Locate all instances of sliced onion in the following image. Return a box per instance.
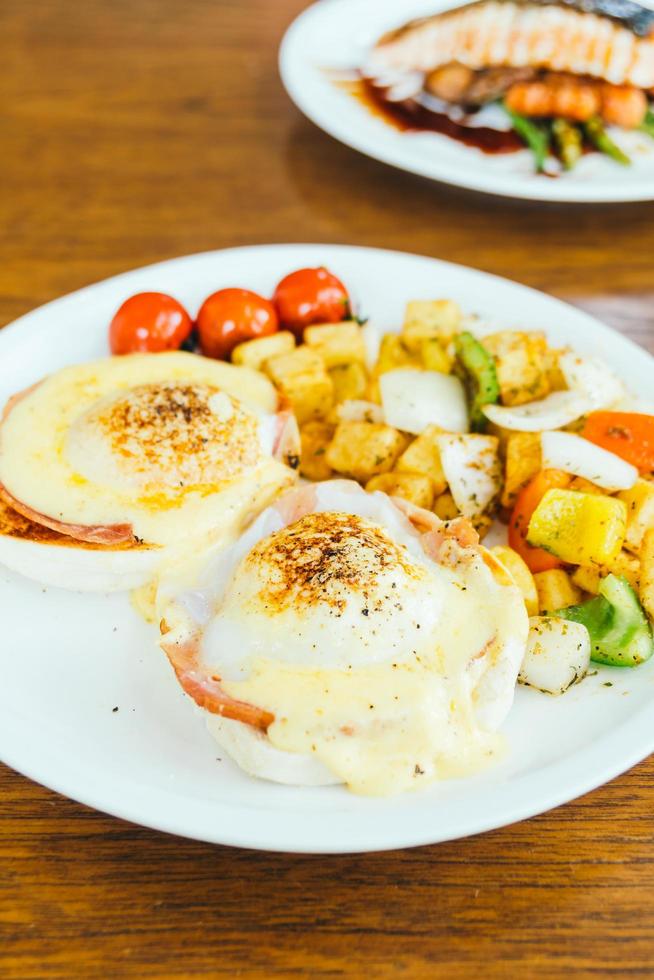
[380,369,468,435]
[559,352,625,410]
[336,399,384,424]
[541,431,638,491]
[435,433,501,518]
[360,321,382,371]
[519,617,590,695]
[482,390,590,432]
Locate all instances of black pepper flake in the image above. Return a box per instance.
[112,706,119,713]
[414,764,425,776]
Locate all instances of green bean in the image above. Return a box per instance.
[584,117,631,166]
[504,105,550,172]
[552,118,583,171]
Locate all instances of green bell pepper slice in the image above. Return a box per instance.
[454,331,500,433]
[555,574,653,667]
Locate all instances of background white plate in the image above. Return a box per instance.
[279,0,654,203]
[2,243,654,853]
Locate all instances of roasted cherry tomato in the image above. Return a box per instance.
[272,266,350,337]
[196,288,279,360]
[109,292,192,354]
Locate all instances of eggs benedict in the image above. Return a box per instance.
[0,352,299,590]
[158,480,529,795]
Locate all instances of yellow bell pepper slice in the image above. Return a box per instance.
[527,488,627,567]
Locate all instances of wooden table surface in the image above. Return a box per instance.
[1,1,654,976]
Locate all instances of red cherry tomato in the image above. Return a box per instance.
[273,267,350,337]
[109,292,192,354]
[196,288,278,360]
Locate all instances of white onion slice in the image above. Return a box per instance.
[435,433,501,518]
[482,390,590,432]
[519,617,590,695]
[541,431,637,491]
[360,321,382,371]
[380,369,468,435]
[559,352,625,410]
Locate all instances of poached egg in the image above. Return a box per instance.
[158,480,528,796]
[0,351,299,590]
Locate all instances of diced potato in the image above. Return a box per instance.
[396,424,447,496]
[329,361,368,404]
[374,334,420,376]
[365,376,381,404]
[527,489,627,567]
[402,299,462,349]
[533,569,582,614]
[265,345,325,382]
[299,421,335,482]
[568,476,605,495]
[304,321,366,368]
[231,331,295,370]
[419,338,452,373]
[325,421,407,483]
[482,331,551,407]
[571,564,602,595]
[639,529,654,623]
[365,471,435,509]
[501,432,541,510]
[519,617,590,695]
[611,549,641,589]
[433,492,459,521]
[491,545,539,616]
[572,549,640,595]
[265,346,333,424]
[617,479,654,554]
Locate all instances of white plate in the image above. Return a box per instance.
[279,0,654,203]
[2,243,654,853]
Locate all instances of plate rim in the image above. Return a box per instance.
[278,0,654,204]
[2,241,654,854]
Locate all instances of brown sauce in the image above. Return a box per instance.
[341,77,524,155]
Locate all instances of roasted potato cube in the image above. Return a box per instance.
[365,376,381,404]
[325,421,406,483]
[329,361,368,404]
[299,421,335,482]
[419,337,452,373]
[617,479,654,554]
[396,425,447,496]
[491,545,539,615]
[483,331,550,407]
[533,569,582,614]
[265,347,333,424]
[473,514,493,541]
[374,334,419,376]
[366,471,435,509]
[501,431,541,510]
[572,549,640,596]
[611,549,641,589]
[304,321,366,368]
[571,564,602,595]
[402,299,462,349]
[433,491,459,521]
[639,529,654,623]
[231,331,295,370]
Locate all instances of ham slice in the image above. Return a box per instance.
[160,629,273,731]
[0,481,135,545]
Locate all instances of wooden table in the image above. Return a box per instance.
[1,1,653,976]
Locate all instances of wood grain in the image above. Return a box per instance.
[0,0,653,976]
